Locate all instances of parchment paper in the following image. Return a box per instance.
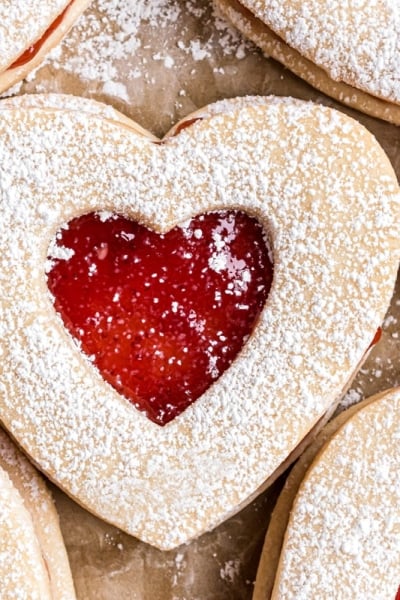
[8,1,400,598]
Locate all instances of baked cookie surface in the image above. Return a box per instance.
[0,428,75,599]
[0,1,91,93]
[0,95,398,550]
[255,388,400,599]
[242,0,400,102]
[216,0,400,124]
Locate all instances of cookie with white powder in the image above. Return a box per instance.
[216,0,400,125]
[254,388,400,599]
[0,427,75,599]
[0,1,92,94]
[0,94,398,551]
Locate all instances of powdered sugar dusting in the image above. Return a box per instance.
[220,558,241,582]
[0,97,398,549]
[0,428,75,600]
[46,239,75,273]
[273,390,400,598]
[0,0,69,72]
[40,0,252,89]
[241,0,400,104]
[0,463,51,599]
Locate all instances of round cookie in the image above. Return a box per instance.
[254,388,400,599]
[216,0,400,125]
[0,95,398,550]
[0,0,92,94]
[0,428,75,599]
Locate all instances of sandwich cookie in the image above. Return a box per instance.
[0,94,398,549]
[0,1,92,94]
[216,0,400,125]
[0,427,75,599]
[254,388,400,599]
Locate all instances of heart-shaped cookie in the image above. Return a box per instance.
[0,427,75,599]
[216,0,400,125]
[0,0,91,94]
[0,94,398,550]
[254,387,400,599]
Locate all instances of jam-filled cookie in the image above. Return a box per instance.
[254,388,400,599]
[216,0,400,125]
[0,428,75,599]
[0,94,398,550]
[0,1,91,94]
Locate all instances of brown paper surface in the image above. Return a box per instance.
[6,1,400,598]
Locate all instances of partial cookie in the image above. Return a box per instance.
[216,0,400,125]
[0,95,398,550]
[0,93,158,139]
[0,428,75,599]
[254,388,400,599]
[0,1,92,94]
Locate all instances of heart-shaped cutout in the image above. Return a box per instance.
[47,210,273,425]
[0,95,398,550]
[254,388,400,599]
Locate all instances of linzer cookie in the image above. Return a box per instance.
[0,0,91,94]
[254,388,400,600]
[0,428,75,599]
[0,94,398,550]
[216,0,400,125]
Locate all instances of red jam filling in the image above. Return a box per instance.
[47,211,273,425]
[396,585,400,600]
[8,1,73,70]
[172,118,203,136]
[369,326,382,348]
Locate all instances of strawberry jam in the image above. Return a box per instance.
[47,211,273,425]
[8,1,73,70]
